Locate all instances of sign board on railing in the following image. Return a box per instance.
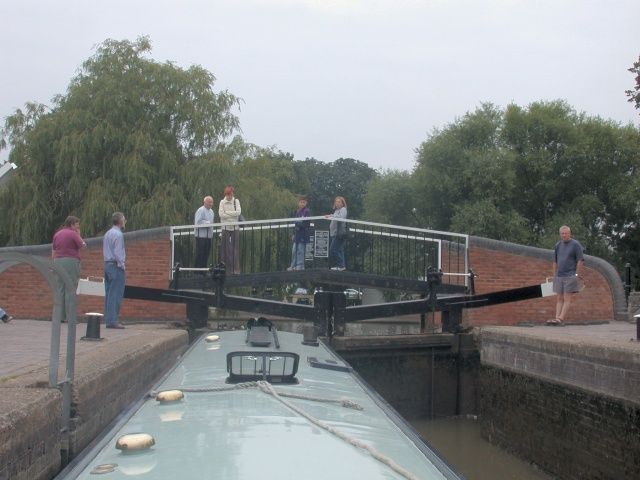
[314,230,330,258]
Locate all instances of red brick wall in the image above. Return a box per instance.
[0,230,185,321]
[0,230,618,325]
[465,244,613,325]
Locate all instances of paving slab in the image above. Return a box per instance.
[0,319,185,382]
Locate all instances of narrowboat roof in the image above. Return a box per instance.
[58,328,460,480]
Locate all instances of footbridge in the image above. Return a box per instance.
[122,216,551,336]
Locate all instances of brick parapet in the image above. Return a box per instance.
[0,227,184,321]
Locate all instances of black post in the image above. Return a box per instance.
[468,269,476,295]
[173,263,181,290]
[426,266,442,331]
[624,263,632,306]
[212,263,226,309]
[332,292,347,337]
[314,291,332,338]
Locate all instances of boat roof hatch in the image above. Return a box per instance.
[227,351,299,384]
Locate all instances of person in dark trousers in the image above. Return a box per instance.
[103,212,127,329]
[549,225,584,325]
[52,215,86,323]
[288,195,310,271]
[218,186,242,274]
[194,195,215,268]
[326,196,348,271]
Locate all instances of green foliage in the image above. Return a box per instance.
[1,37,241,244]
[363,170,416,226]
[626,55,640,112]
[294,157,377,217]
[412,100,640,268]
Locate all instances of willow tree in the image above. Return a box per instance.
[0,37,240,244]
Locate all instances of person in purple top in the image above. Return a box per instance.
[52,216,86,323]
[287,196,310,271]
[550,225,584,325]
[103,212,127,329]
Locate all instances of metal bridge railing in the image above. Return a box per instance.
[170,217,469,288]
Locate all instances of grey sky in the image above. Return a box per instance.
[1,0,638,170]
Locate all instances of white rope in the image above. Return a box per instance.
[151,381,417,479]
[153,382,363,410]
[256,381,418,480]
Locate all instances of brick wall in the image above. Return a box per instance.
[0,227,185,321]
[0,230,624,325]
[465,237,623,325]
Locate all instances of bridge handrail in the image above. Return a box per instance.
[171,215,470,240]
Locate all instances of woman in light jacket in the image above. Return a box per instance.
[326,196,347,271]
[218,186,242,274]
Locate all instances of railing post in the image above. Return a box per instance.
[624,263,632,306]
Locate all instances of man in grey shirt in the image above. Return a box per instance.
[194,196,214,268]
[550,225,584,325]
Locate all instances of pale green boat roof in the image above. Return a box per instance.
[59,330,460,480]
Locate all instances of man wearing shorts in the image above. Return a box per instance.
[550,225,584,324]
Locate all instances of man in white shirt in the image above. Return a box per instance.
[194,196,215,268]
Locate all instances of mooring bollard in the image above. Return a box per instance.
[82,312,104,341]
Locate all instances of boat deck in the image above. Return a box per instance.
[59,330,459,479]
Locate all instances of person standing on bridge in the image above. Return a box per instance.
[194,196,215,268]
[103,212,127,329]
[550,225,584,325]
[219,186,242,274]
[326,196,348,271]
[288,195,310,271]
[51,215,86,323]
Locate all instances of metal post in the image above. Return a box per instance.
[332,292,347,337]
[313,291,332,337]
[468,269,476,295]
[624,263,632,306]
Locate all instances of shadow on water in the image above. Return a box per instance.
[411,417,554,480]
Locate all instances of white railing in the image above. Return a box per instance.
[169,216,469,286]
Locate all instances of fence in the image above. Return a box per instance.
[170,216,469,288]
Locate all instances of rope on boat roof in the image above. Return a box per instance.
[150,381,417,480]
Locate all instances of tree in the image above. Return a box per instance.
[363,170,416,227]
[626,55,640,112]
[293,158,377,218]
[411,101,640,269]
[0,37,240,244]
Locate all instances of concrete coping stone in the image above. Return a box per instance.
[478,325,640,369]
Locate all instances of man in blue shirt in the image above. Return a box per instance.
[550,225,584,325]
[103,212,127,329]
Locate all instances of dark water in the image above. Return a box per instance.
[411,417,553,480]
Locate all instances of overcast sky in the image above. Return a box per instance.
[1,0,638,170]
